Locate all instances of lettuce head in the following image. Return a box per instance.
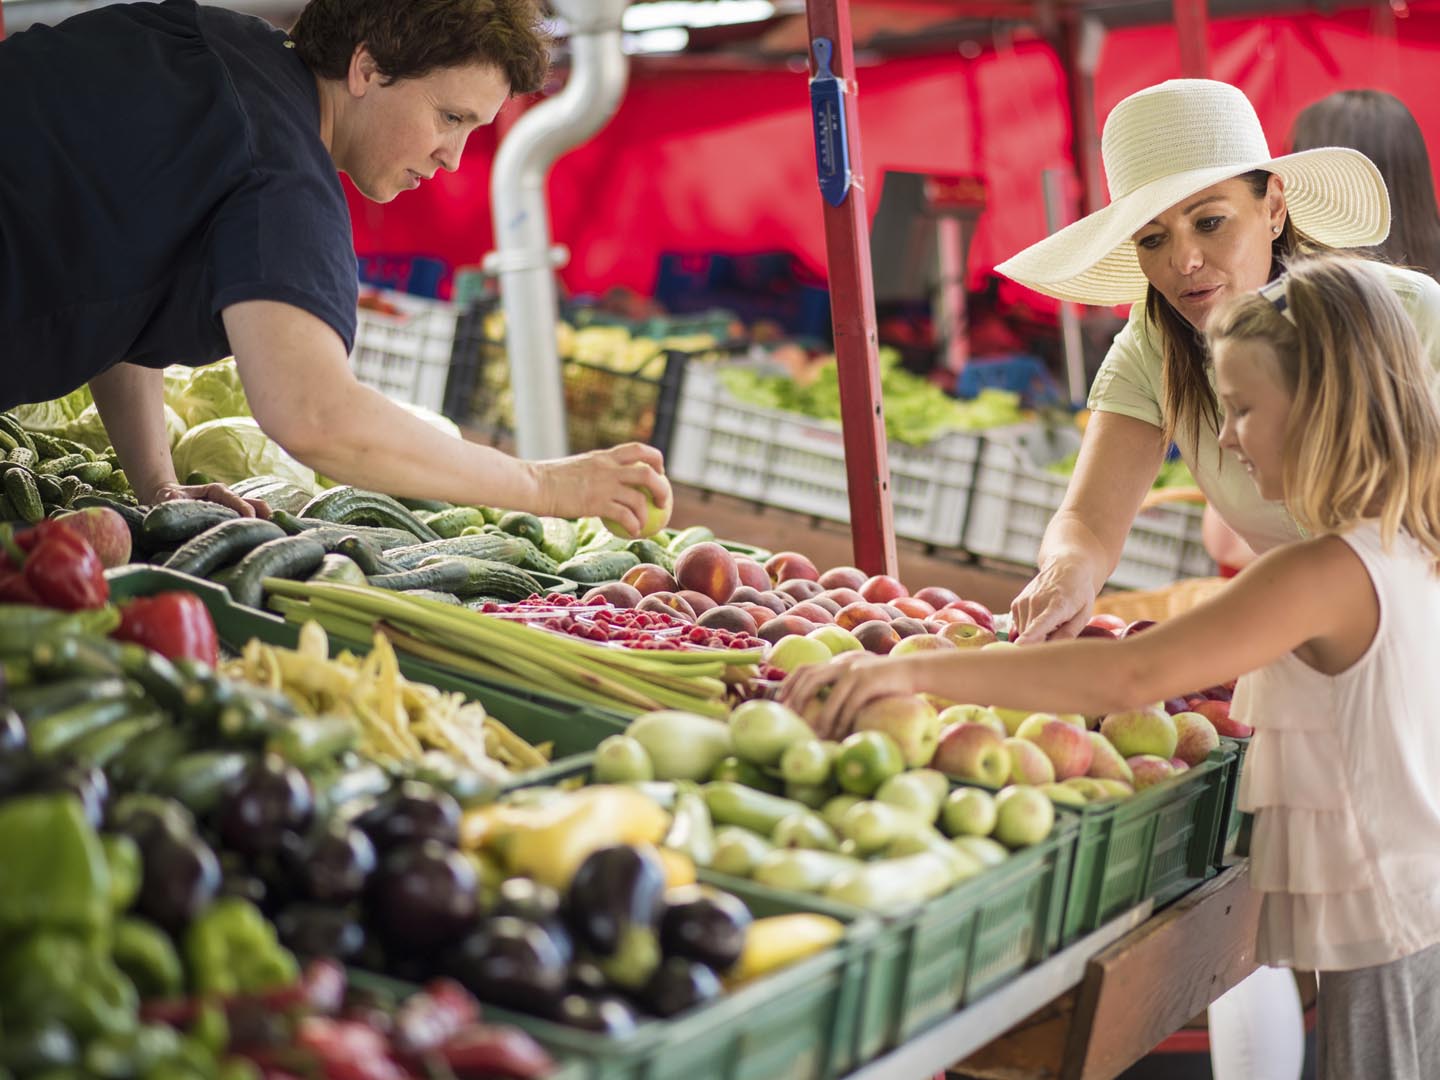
[172,417,315,490]
[170,359,251,428]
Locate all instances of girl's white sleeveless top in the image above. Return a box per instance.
[1235,521,1440,971]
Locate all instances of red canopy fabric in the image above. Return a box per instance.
[348,6,1440,304]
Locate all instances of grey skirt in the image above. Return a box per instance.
[1318,940,1440,1080]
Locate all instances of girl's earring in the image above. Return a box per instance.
[1272,223,1283,235]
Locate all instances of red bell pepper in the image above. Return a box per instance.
[114,592,219,666]
[0,520,108,610]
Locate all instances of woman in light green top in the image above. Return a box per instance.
[996,78,1440,642]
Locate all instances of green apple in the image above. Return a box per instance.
[1039,782,1088,808]
[937,704,1006,737]
[601,484,672,539]
[767,634,834,674]
[1060,776,1109,802]
[942,787,998,838]
[993,785,1055,847]
[933,721,1009,786]
[1092,778,1136,800]
[806,625,864,656]
[1099,707,1178,760]
[1002,737,1055,785]
[890,633,956,657]
[981,640,1020,652]
[729,699,813,766]
[1086,731,1135,784]
[853,694,941,768]
[992,706,1033,736]
[592,734,654,783]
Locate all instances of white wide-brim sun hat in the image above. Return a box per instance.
[996,79,1392,306]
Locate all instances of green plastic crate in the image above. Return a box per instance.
[351,879,875,1080]
[104,565,624,782]
[1059,746,1232,945]
[1214,735,1252,865]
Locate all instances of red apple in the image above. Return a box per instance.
[55,507,131,569]
[890,596,936,620]
[1087,613,1128,633]
[1076,624,1119,640]
[914,586,962,610]
[1122,619,1158,638]
[859,574,909,604]
[818,566,867,591]
[1190,699,1253,739]
[930,607,979,627]
[764,551,819,584]
[947,600,995,632]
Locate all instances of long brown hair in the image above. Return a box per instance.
[1289,90,1440,281]
[1147,169,1326,450]
[290,0,550,94]
[1207,256,1440,560]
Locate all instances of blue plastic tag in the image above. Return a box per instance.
[810,38,852,207]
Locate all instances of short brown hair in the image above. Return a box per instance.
[290,0,550,95]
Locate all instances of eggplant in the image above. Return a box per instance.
[448,916,569,1015]
[218,754,313,857]
[566,846,666,990]
[640,956,722,1019]
[550,993,640,1036]
[275,902,366,962]
[286,820,377,904]
[659,886,752,974]
[369,840,478,949]
[355,780,460,851]
[138,830,222,931]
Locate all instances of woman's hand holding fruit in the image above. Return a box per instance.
[781,652,922,740]
[534,442,672,538]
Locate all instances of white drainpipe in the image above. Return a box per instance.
[484,0,632,459]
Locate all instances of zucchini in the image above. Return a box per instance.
[383,533,531,571]
[157,751,254,815]
[2,468,43,523]
[556,550,641,584]
[266,715,357,767]
[228,534,327,609]
[270,508,310,536]
[140,500,240,550]
[498,511,546,548]
[164,517,288,577]
[67,708,166,769]
[108,725,194,791]
[309,552,367,586]
[298,486,440,542]
[29,696,150,758]
[8,676,135,722]
[35,452,87,476]
[422,506,489,538]
[539,517,581,563]
[335,536,393,576]
[366,558,473,595]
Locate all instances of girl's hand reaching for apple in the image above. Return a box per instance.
[780,653,920,740]
[535,442,671,537]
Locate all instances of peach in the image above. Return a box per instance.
[674,542,740,604]
[582,582,642,607]
[736,602,781,627]
[821,587,864,608]
[835,601,893,630]
[677,589,718,616]
[786,601,835,625]
[729,586,785,613]
[890,596,936,620]
[810,596,842,616]
[775,578,824,602]
[761,590,797,611]
[734,556,771,592]
[889,617,930,638]
[637,592,696,621]
[757,615,818,644]
[1076,624,1119,640]
[697,605,758,636]
[622,563,679,596]
[764,551,819,584]
[818,566,867,591]
[859,574,909,604]
[913,585,961,610]
[930,607,979,627]
[853,621,901,655]
[1088,613,1128,633]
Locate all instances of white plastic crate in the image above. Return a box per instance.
[670,363,980,547]
[964,423,1216,589]
[349,289,462,414]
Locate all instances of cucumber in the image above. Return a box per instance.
[398,496,454,514]
[29,697,150,758]
[273,511,419,551]
[823,852,958,911]
[366,558,472,595]
[309,553,367,586]
[511,537,560,575]
[668,525,716,553]
[6,447,37,469]
[35,453,87,476]
[8,676,135,721]
[497,511,546,548]
[453,558,545,601]
[383,533,531,570]
[34,473,67,507]
[752,849,863,894]
[2,468,44,523]
[400,588,464,605]
[107,724,194,791]
[335,536,393,576]
[0,492,16,522]
[298,487,440,542]
[228,534,327,609]
[67,460,112,486]
[158,751,254,815]
[422,506,489,539]
[67,708,166,768]
[0,414,36,455]
[703,782,813,836]
[266,715,357,767]
[555,550,640,584]
[140,500,240,550]
[163,517,288,577]
[539,517,580,563]
[627,538,674,572]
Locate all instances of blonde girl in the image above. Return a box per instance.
[783,254,1440,1079]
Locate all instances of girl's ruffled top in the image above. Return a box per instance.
[1236,522,1440,971]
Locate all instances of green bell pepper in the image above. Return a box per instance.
[113,917,184,1000]
[103,834,143,913]
[184,899,298,998]
[0,931,138,1040]
[0,794,110,935]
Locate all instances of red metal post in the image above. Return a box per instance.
[803,0,899,578]
[1173,0,1211,78]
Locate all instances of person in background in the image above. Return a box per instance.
[0,0,670,534]
[785,255,1440,1080]
[1203,88,1440,573]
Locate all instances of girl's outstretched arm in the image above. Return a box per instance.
[781,535,1376,738]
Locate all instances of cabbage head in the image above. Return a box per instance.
[9,386,92,432]
[172,417,315,490]
[170,359,251,428]
[62,403,187,452]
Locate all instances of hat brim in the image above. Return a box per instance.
[995,147,1391,306]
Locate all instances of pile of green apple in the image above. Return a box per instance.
[589,699,1056,913]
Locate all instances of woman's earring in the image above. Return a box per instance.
[1272,223,1282,235]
